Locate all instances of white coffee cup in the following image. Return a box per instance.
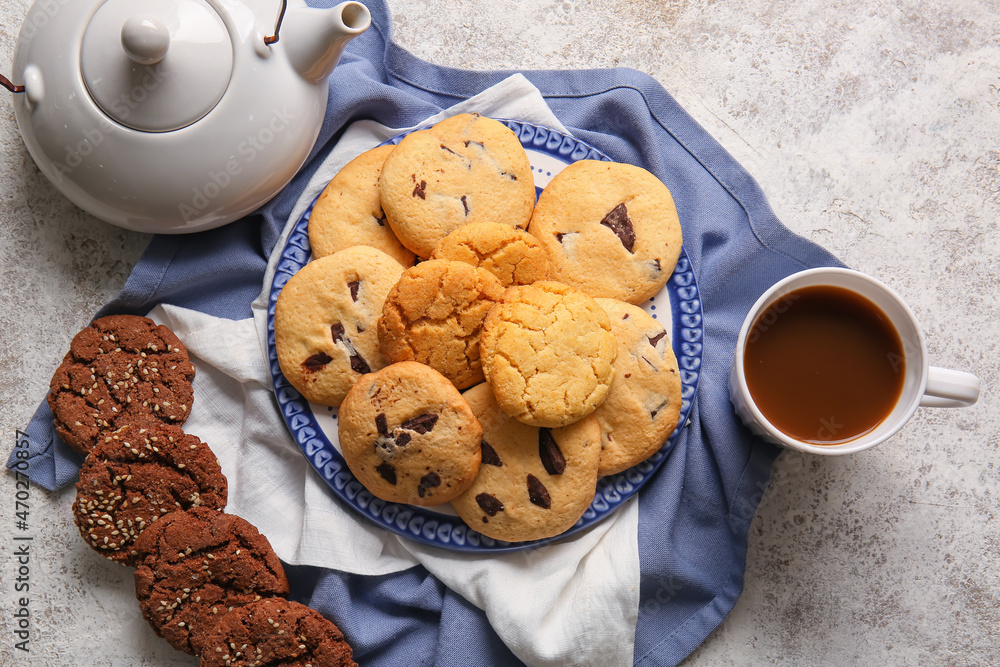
[729,267,980,455]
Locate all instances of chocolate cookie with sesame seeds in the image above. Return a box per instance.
[200,597,357,667]
[132,507,290,656]
[47,314,196,456]
[73,421,228,566]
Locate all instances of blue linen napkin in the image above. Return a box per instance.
[9,0,843,663]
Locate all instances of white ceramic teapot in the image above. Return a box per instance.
[6,0,370,233]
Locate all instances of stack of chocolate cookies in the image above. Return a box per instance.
[51,314,356,666]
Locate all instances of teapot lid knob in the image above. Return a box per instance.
[121,15,170,66]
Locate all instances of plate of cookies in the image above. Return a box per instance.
[266,114,702,551]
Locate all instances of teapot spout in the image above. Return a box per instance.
[281,1,371,84]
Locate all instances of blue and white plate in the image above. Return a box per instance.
[266,120,703,552]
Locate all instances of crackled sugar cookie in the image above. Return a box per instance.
[338,361,483,506]
[452,383,601,542]
[73,421,228,565]
[200,597,357,667]
[378,113,535,258]
[430,221,550,287]
[377,259,504,390]
[275,246,405,407]
[592,298,683,476]
[479,281,617,428]
[48,314,196,455]
[308,144,417,268]
[132,507,290,656]
[527,160,683,304]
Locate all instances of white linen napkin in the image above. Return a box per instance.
[148,74,640,667]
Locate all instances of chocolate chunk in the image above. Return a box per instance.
[332,323,370,373]
[650,398,670,420]
[648,332,666,348]
[464,140,484,149]
[481,440,503,467]
[412,180,427,199]
[417,472,441,498]
[527,474,551,509]
[600,203,635,253]
[302,352,332,372]
[375,211,387,227]
[476,493,504,517]
[401,413,438,434]
[375,413,388,436]
[348,280,360,302]
[440,143,461,156]
[461,195,470,216]
[376,461,397,485]
[349,353,371,374]
[538,429,566,475]
[555,231,576,244]
[394,431,412,448]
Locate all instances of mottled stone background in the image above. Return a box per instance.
[1,0,997,665]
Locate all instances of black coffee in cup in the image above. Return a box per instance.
[742,284,905,444]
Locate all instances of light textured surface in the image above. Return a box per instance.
[1,0,997,665]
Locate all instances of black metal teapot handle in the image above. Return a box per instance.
[263,0,287,45]
[1,73,24,93]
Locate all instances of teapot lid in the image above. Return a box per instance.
[81,0,233,133]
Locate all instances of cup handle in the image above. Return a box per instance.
[920,366,981,408]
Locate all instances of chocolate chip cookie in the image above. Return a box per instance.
[377,258,504,390]
[430,221,550,287]
[527,160,683,304]
[48,314,196,455]
[592,298,683,476]
[451,383,601,542]
[378,113,535,258]
[479,281,617,428]
[133,507,290,656]
[337,361,483,506]
[73,421,228,565]
[275,246,406,407]
[200,597,357,667]
[308,144,417,268]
